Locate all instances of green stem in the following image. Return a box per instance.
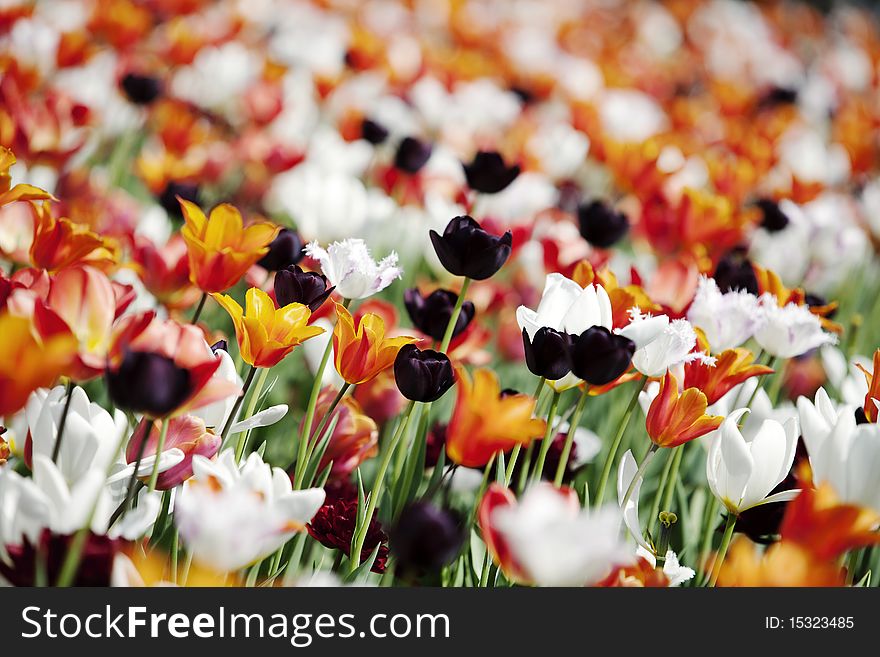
[708,514,737,587]
[146,419,170,492]
[190,292,208,324]
[619,443,659,515]
[294,298,351,488]
[235,366,270,461]
[661,445,684,513]
[648,449,674,534]
[530,391,561,483]
[554,387,588,487]
[505,377,546,486]
[309,382,351,447]
[220,364,258,448]
[741,355,776,413]
[594,379,645,507]
[349,402,417,573]
[439,277,471,353]
[698,496,720,586]
[51,380,74,463]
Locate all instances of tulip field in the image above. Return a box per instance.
[1,0,880,589]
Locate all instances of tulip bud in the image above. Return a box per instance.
[361,118,389,145]
[713,249,759,295]
[126,415,220,490]
[106,350,192,417]
[571,326,635,385]
[394,136,432,174]
[522,327,573,380]
[391,501,465,573]
[258,228,304,271]
[274,265,334,312]
[158,181,200,218]
[755,198,789,233]
[429,215,513,280]
[577,200,630,248]
[404,288,475,342]
[120,72,163,105]
[393,344,454,403]
[462,151,521,194]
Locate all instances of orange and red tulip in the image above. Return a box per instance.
[29,201,118,273]
[855,349,880,423]
[445,366,546,468]
[646,371,723,448]
[179,199,279,293]
[332,301,416,385]
[683,347,773,406]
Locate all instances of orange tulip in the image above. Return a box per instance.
[128,234,202,311]
[179,199,279,293]
[715,537,844,587]
[855,348,880,423]
[0,146,54,207]
[446,367,546,468]
[0,310,77,417]
[29,201,118,273]
[683,347,773,406]
[332,301,416,385]
[646,371,723,448]
[213,287,323,368]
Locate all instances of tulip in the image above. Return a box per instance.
[393,136,432,174]
[623,313,702,378]
[797,388,880,512]
[683,347,773,406]
[179,199,279,293]
[712,250,759,295]
[855,348,880,422]
[129,234,202,311]
[391,502,464,573]
[393,344,454,403]
[213,287,324,369]
[274,265,334,312]
[646,371,724,449]
[120,72,163,105]
[462,151,520,194]
[45,265,116,380]
[445,367,546,468]
[305,239,402,300]
[571,326,635,386]
[106,312,238,418]
[127,415,220,490]
[29,203,118,273]
[175,450,325,572]
[517,273,614,390]
[0,146,53,207]
[754,295,837,358]
[332,302,416,385]
[577,200,630,248]
[0,310,77,417]
[404,288,475,342]
[429,215,512,281]
[686,277,760,351]
[361,118,389,145]
[522,327,573,381]
[257,228,304,271]
[706,408,799,515]
[305,386,378,480]
[479,483,632,586]
[24,385,127,485]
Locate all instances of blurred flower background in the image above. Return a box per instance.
[1,0,880,588]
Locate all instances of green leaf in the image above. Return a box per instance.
[343,542,381,584]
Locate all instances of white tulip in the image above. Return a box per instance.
[754,295,837,358]
[305,238,402,299]
[706,408,799,514]
[686,276,760,351]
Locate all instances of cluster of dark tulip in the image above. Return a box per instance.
[522,325,636,387]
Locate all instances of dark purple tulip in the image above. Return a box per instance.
[577,200,630,249]
[522,328,573,380]
[0,529,118,586]
[394,136,433,174]
[429,215,512,280]
[571,326,635,386]
[361,118,389,145]
[462,151,520,194]
[159,181,200,218]
[391,501,464,573]
[713,249,759,295]
[274,265,334,312]
[258,228,304,271]
[404,288,475,342]
[755,199,789,233]
[106,350,191,417]
[120,73,163,105]
[393,345,454,403]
